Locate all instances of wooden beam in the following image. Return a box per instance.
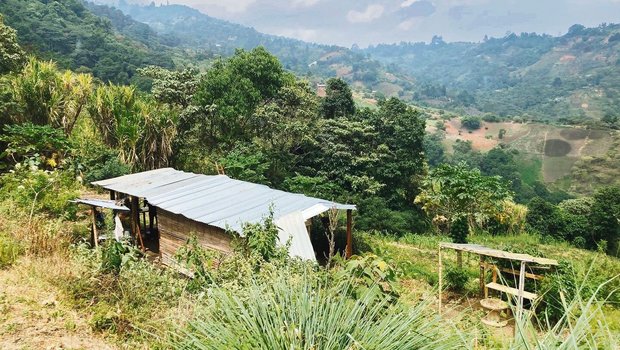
[91,207,99,248]
[130,196,145,251]
[479,255,485,297]
[516,261,526,324]
[345,209,352,259]
[438,246,443,315]
[481,262,543,281]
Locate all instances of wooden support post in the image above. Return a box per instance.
[110,190,115,200]
[438,246,443,315]
[516,261,526,325]
[457,250,463,268]
[479,255,485,297]
[91,207,99,248]
[345,209,353,259]
[130,196,145,251]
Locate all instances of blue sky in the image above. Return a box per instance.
[111,0,620,46]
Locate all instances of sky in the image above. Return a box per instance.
[119,0,620,47]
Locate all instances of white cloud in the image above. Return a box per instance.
[347,4,385,23]
[401,0,420,7]
[181,0,257,13]
[292,0,321,7]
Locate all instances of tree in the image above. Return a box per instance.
[190,48,289,150]
[415,162,512,233]
[0,15,25,74]
[320,78,355,119]
[461,116,482,130]
[525,197,565,239]
[87,83,177,170]
[2,58,92,135]
[589,186,620,256]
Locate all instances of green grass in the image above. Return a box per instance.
[515,156,542,186]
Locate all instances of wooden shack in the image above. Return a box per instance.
[92,168,355,264]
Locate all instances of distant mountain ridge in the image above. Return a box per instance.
[362,25,620,122]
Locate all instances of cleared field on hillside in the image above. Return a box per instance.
[433,117,618,192]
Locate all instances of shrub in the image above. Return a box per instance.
[174,269,465,349]
[526,197,564,239]
[461,116,482,130]
[450,216,468,243]
[0,123,71,170]
[445,266,468,292]
[0,235,22,268]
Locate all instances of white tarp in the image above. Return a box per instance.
[275,211,316,261]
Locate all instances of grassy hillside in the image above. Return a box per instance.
[425,113,620,194]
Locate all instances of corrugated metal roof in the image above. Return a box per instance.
[92,168,355,260]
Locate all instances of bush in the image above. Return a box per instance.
[0,123,71,170]
[526,197,564,239]
[445,266,469,292]
[461,116,482,130]
[174,268,465,349]
[0,235,22,268]
[450,216,468,243]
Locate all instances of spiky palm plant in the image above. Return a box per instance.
[174,270,467,350]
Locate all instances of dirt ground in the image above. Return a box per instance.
[0,258,116,350]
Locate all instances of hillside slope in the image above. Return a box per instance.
[0,0,175,85]
[364,25,620,121]
[89,1,413,94]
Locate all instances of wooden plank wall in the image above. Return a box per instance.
[158,209,233,265]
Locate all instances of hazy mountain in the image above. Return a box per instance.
[364,24,620,121]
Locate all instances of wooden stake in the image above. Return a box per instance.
[438,246,443,315]
[131,197,145,251]
[457,250,463,268]
[516,261,526,328]
[345,209,352,259]
[91,207,99,248]
[479,255,485,297]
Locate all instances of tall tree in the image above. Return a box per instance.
[0,15,25,74]
[320,78,355,119]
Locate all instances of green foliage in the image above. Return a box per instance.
[87,83,177,171]
[320,77,355,118]
[100,241,139,273]
[423,132,446,167]
[0,235,22,268]
[0,0,174,85]
[461,116,482,130]
[175,268,464,350]
[335,254,398,301]
[450,216,468,244]
[589,186,620,256]
[0,15,25,74]
[0,123,71,170]
[416,162,512,232]
[0,58,93,134]
[236,209,285,262]
[526,197,565,239]
[445,266,468,292]
[0,164,80,218]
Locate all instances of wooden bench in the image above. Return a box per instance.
[485,282,538,300]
